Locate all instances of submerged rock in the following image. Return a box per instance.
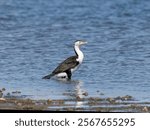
[106,98,116,104]
[82,92,88,96]
[115,95,133,101]
[12,91,21,94]
[2,88,6,91]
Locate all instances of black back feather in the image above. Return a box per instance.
[51,56,79,75]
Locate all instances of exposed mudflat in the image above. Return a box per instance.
[0,96,150,112]
[0,88,150,112]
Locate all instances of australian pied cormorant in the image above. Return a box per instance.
[42,40,87,80]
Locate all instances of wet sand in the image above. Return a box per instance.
[0,96,150,112]
[0,88,150,112]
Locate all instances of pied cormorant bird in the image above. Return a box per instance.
[42,40,87,80]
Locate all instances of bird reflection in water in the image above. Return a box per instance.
[57,79,88,108]
[74,80,86,108]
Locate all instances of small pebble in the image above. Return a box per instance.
[0,98,6,101]
[106,98,116,103]
[96,90,100,93]
[82,92,88,96]
[17,103,22,106]
[2,88,6,91]
[143,107,149,112]
[7,92,10,96]
[100,93,104,95]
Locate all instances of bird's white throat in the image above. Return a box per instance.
[74,45,84,63]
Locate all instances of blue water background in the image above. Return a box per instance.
[0,0,150,101]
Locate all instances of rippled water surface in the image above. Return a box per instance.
[0,0,150,102]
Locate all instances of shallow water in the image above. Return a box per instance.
[0,0,150,102]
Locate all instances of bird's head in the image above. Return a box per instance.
[74,40,87,46]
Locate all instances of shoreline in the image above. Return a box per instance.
[0,96,150,112]
[1,88,150,112]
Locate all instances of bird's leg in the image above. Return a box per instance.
[66,70,72,80]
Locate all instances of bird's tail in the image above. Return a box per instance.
[42,73,54,79]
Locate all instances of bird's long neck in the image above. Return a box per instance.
[74,45,84,63]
